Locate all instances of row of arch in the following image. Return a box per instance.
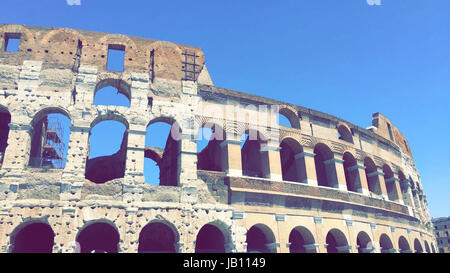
[9,219,436,253]
[0,106,419,196]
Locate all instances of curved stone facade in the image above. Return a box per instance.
[0,24,436,253]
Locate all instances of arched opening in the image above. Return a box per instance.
[94,79,130,107]
[325,228,349,253]
[195,224,226,253]
[28,109,71,169]
[144,118,181,186]
[337,125,353,143]
[431,243,436,253]
[288,226,315,253]
[398,236,411,253]
[356,231,372,253]
[85,118,127,183]
[280,138,304,183]
[197,123,225,172]
[246,224,277,253]
[379,234,394,253]
[138,221,177,253]
[343,152,359,192]
[0,107,11,166]
[314,143,336,188]
[364,157,381,196]
[278,108,300,129]
[414,239,423,253]
[383,164,398,201]
[76,221,120,253]
[241,129,270,178]
[10,221,55,253]
[424,241,430,253]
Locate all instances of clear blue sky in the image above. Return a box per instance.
[3,0,449,218]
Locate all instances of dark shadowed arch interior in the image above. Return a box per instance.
[364,157,380,195]
[197,123,225,172]
[138,222,177,253]
[145,118,181,186]
[398,236,410,253]
[280,138,304,182]
[195,224,226,253]
[241,129,270,178]
[77,222,120,253]
[356,231,372,253]
[289,226,315,253]
[28,109,71,169]
[11,221,55,253]
[379,234,394,253]
[246,224,276,253]
[85,119,127,183]
[414,239,423,253]
[431,243,436,253]
[424,241,430,253]
[326,228,349,253]
[343,152,358,192]
[338,125,353,143]
[0,108,11,165]
[314,143,335,188]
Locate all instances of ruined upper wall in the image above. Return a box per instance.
[0,24,412,162]
[0,24,211,90]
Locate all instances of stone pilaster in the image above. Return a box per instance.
[294,146,317,186]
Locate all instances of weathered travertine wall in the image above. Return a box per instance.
[0,24,436,253]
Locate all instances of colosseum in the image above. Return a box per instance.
[0,24,437,253]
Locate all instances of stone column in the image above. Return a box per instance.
[295,146,317,186]
[263,142,282,181]
[124,127,146,185]
[323,153,347,191]
[1,123,31,174]
[313,216,326,253]
[60,124,90,201]
[179,135,198,185]
[366,166,388,200]
[345,220,357,253]
[348,159,370,195]
[389,173,404,204]
[221,133,243,177]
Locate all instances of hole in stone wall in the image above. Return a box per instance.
[94,86,130,107]
[195,224,225,253]
[325,229,349,253]
[278,113,292,127]
[313,143,335,188]
[85,120,127,183]
[139,222,177,253]
[4,33,21,52]
[280,138,304,183]
[107,44,125,72]
[288,226,315,253]
[246,224,276,253]
[76,222,119,253]
[144,120,180,186]
[11,222,55,253]
[338,125,353,143]
[28,111,71,169]
[241,130,270,178]
[197,124,225,172]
